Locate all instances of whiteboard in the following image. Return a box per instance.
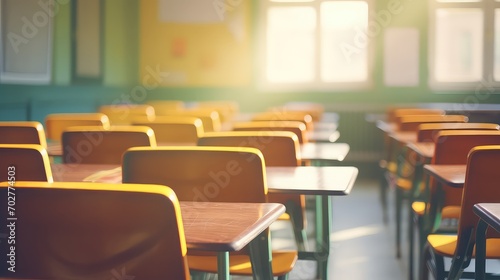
[0,0,53,84]
[383,28,419,87]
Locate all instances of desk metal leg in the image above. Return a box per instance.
[475,220,488,280]
[249,229,274,280]
[297,195,331,280]
[217,251,230,280]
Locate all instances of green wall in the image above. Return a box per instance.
[2,0,498,117]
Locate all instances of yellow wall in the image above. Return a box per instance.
[139,0,251,87]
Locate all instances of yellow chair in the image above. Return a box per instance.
[198,131,308,250]
[0,121,47,148]
[0,181,190,279]
[156,110,222,132]
[0,144,52,182]
[253,111,314,131]
[195,101,239,122]
[398,115,468,131]
[422,145,500,280]
[390,108,445,123]
[62,126,156,164]
[416,122,500,142]
[132,116,204,144]
[147,100,185,113]
[233,121,308,144]
[99,104,155,125]
[122,146,297,279]
[45,113,110,142]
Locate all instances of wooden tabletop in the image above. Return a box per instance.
[308,130,340,143]
[423,164,466,188]
[389,131,417,145]
[300,142,350,161]
[180,201,285,251]
[407,142,435,161]
[473,203,500,233]
[50,164,358,196]
[266,166,358,196]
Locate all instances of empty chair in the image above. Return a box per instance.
[198,131,308,250]
[0,181,190,279]
[99,104,155,125]
[398,115,468,131]
[45,113,110,142]
[422,145,500,280]
[233,121,308,143]
[194,101,239,122]
[253,111,314,131]
[390,108,445,123]
[416,122,500,142]
[122,146,297,279]
[0,121,47,148]
[0,144,52,182]
[156,110,221,132]
[132,116,204,144]
[147,100,184,113]
[62,126,156,164]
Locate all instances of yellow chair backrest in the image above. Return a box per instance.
[123,146,267,203]
[45,113,110,142]
[0,121,47,148]
[62,126,156,164]
[146,100,185,114]
[398,115,468,131]
[0,144,52,182]
[198,131,300,166]
[232,121,308,143]
[417,122,500,142]
[0,181,190,279]
[195,101,239,122]
[133,116,204,143]
[99,104,155,125]
[156,110,222,132]
[253,111,314,131]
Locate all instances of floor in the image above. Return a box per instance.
[215,179,409,280]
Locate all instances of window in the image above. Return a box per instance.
[259,0,373,91]
[429,0,500,90]
[0,0,53,84]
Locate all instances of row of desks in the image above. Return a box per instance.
[45,163,358,280]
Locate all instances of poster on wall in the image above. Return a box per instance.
[141,0,251,87]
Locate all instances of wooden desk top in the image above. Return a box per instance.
[376,120,397,134]
[50,164,358,196]
[266,166,358,196]
[423,164,466,188]
[473,203,500,233]
[180,201,285,251]
[407,142,435,160]
[300,142,350,161]
[389,131,417,145]
[308,130,340,143]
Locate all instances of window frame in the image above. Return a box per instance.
[257,0,374,92]
[428,0,500,91]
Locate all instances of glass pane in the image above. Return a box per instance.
[320,1,368,82]
[434,8,483,82]
[496,9,500,80]
[266,7,316,83]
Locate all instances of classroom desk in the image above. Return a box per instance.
[423,164,466,188]
[0,200,284,280]
[407,142,435,161]
[473,203,500,280]
[48,142,351,163]
[50,163,358,280]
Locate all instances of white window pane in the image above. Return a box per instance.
[384,28,419,86]
[266,7,316,83]
[320,1,368,82]
[496,9,500,81]
[434,9,483,82]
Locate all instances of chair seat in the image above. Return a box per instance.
[427,235,500,259]
[188,251,298,276]
[412,202,461,218]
